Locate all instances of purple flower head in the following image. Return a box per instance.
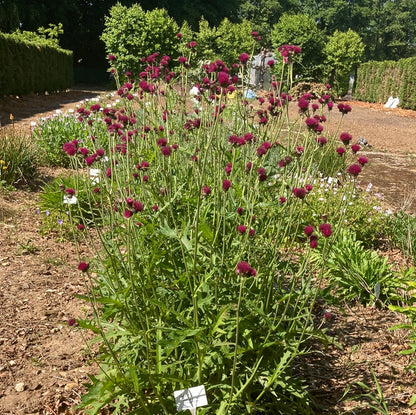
[319,223,332,238]
[358,156,368,166]
[348,163,362,176]
[340,132,352,145]
[237,225,247,234]
[304,225,314,236]
[65,188,75,196]
[336,147,346,156]
[337,103,352,114]
[78,262,89,272]
[222,179,231,191]
[297,97,309,112]
[217,71,230,87]
[316,136,327,146]
[351,144,360,153]
[133,201,143,212]
[202,186,211,196]
[236,261,256,276]
[292,187,306,199]
[237,207,244,215]
[108,54,116,61]
[239,53,250,64]
[309,234,318,249]
[161,146,172,156]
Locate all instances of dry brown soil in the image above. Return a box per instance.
[0,89,416,414]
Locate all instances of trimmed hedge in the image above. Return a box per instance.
[355,57,416,110]
[0,33,73,96]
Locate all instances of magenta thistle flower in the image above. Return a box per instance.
[337,103,352,114]
[316,136,327,146]
[108,54,116,61]
[78,262,89,272]
[280,196,286,204]
[68,318,77,326]
[222,179,231,191]
[351,144,360,153]
[202,186,211,196]
[304,225,314,236]
[152,205,158,212]
[217,71,230,87]
[257,145,268,156]
[236,261,256,276]
[237,225,247,234]
[309,234,318,249]
[77,224,85,231]
[249,228,255,237]
[336,147,346,156]
[297,97,309,112]
[133,201,143,212]
[358,156,368,166]
[237,207,244,215]
[292,187,306,199]
[65,188,75,196]
[305,184,313,192]
[161,146,172,156]
[318,223,332,238]
[340,132,352,145]
[124,209,133,218]
[348,163,362,176]
[239,53,250,64]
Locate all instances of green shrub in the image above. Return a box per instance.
[101,4,179,79]
[0,32,72,96]
[0,128,38,187]
[316,229,400,306]
[37,44,372,414]
[384,211,416,261]
[33,107,108,167]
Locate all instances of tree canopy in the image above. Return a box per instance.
[1,0,415,81]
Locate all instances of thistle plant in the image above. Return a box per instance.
[54,38,369,414]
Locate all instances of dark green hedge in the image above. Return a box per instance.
[0,33,73,96]
[355,57,416,110]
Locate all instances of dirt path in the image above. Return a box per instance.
[1,88,416,414]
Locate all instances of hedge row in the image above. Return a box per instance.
[355,57,416,110]
[0,33,73,96]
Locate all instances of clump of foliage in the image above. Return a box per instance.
[34,32,391,414]
[0,127,38,187]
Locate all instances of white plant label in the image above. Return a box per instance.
[63,195,78,205]
[174,385,208,413]
[90,168,101,183]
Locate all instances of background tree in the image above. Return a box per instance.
[101,3,179,77]
[271,13,326,79]
[238,0,300,47]
[323,29,365,95]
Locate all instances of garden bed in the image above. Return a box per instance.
[1,87,416,414]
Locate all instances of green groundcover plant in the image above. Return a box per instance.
[0,127,38,187]
[43,38,377,414]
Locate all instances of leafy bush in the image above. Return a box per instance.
[316,229,400,306]
[323,29,365,96]
[384,211,416,261]
[0,128,38,187]
[36,41,375,414]
[271,13,325,80]
[101,4,179,79]
[33,105,108,167]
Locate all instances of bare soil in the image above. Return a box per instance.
[1,88,416,414]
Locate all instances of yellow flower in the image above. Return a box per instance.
[9,114,14,121]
